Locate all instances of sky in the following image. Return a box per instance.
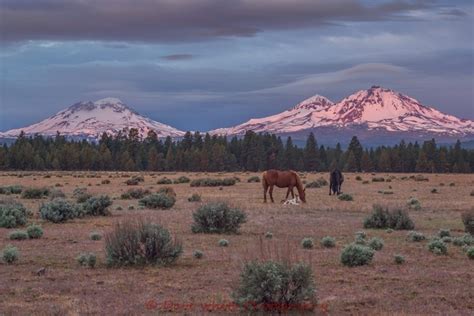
[0,0,473,132]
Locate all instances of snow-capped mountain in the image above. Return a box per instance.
[210,86,474,142]
[0,98,185,139]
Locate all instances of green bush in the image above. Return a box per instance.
[82,195,112,216]
[188,193,202,202]
[427,239,447,255]
[126,176,144,185]
[406,197,421,210]
[90,231,102,241]
[190,178,236,187]
[139,193,176,210]
[394,254,405,264]
[105,221,182,266]
[265,232,273,239]
[407,231,425,242]
[438,229,451,238]
[22,187,49,199]
[73,187,92,203]
[26,224,43,239]
[77,252,97,268]
[40,199,81,223]
[301,238,314,249]
[192,202,246,234]
[2,245,19,264]
[0,185,23,195]
[157,187,176,198]
[121,188,150,199]
[49,188,66,199]
[305,177,328,189]
[461,210,474,236]
[363,205,414,230]
[338,193,353,201]
[340,244,375,267]
[247,176,260,183]
[441,236,452,243]
[219,239,229,247]
[157,177,173,185]
[174,176,191,184]
[0,200,28,228]
[467,247,474,259]
[368,237,384,251]
[232,261,316,312]
[9,230,29,240]
[320,236,336,248]
[193,250,204,259]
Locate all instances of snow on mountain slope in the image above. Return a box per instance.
[210,86,474,137]
[0,98,185,139]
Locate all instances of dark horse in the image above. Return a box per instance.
[329,169,344,195]
[262,170,306,203]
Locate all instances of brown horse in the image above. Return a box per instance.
[262,170,306,203]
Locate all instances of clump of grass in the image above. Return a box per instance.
[431,188,438,194]
[174,176,190,184]
[247,176,260,183]
[372,177,385,182]
[9,230,29,240]
[441,236,452,243]
[363,205,415,230]
[320,236,336,248]
[191,202,246,234]
[115,206,123,211]
[407,231,425,242]
[190,178,236,187]
[449,182,455,187]
[461,210,474,236]
[394,254,405,264]
[188,193,202,202]
[157,177,173,185]
[157,186,176,198]
[438,229,451,238]
[232,260,316,312]
[0,200,29,228]
[26,224,43,239]
[362,180,369,184]
[0,185,23,195]
[21,187,49,199]
[193,250,204,259]
[467,247,474,259]
[264,232,273,239]
[105,220,182,267]
[40,199,82,223]
[368,237,384,251]
[338,193,353,201]
[82,195,112,216]
[139,193,176,210]
[77,252,97,268]
[355,176,362,181]
[414,175,429,182]
[386,228,394,233]
[128,205,135,210]
[2,245,19,264]
[340,243,375,267]
[121,188,150,199]
[406,197,421,210]
[90,231,102,241]
[427,239,447,255]
[73,187,91,203]
[218,239,229,247]
[301,237,314,249]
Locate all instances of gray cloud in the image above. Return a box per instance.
[1,0,436,43]
[161,54,194,61]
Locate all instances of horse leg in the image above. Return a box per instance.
[263,184,268,203]
[290,186,295,199]
[329,180,332,195]
[285,187,291,200]
[269,185,274,203]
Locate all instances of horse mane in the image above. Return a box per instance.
[290,170,304,195]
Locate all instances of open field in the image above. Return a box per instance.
[0,171,473,315]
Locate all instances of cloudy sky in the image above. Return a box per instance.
[0,0,473,131]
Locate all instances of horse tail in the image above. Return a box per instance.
[291,171,304,193]
[261,171,268,188]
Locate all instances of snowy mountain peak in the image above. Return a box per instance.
[293,95,334,111]
[1,98,184,139]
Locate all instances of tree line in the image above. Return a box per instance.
[0,130,472,173]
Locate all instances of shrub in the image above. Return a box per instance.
[372,177,385,182]
[438,229,451,238]
[355,176,362,181]
[192,202,247,234]
[190,178,236,187]
[305,178,328,188]
[449,182,455,187]
[247,176,260,183]
[49,188,66,199]
[316,177,328,186]
[105,221,182,266]
[26,224,43,239]
[82,195,112,216]
[407,231,425,242]
[467,247,474,260]
[121,188,150,199]
[386,228,394,233]
[22,187,49,199]
[340,244,375,267]
[139,193,176,210]
[363,205,414,230]
[232,261,316,312]
[362,180,369,184]
[193,250,204,259]
[338,193,353,201]
[441,236,452,243]
[471,190,474,196]
[394,254,405,264]
[355,231,367,239]
[157,187,176,198]
[265,232,273,239]
[414,175,429,182]
[73,188,92,203]
[320,236,336,248]
[101,179,111,185]
[77,252,97,268]
[427,239,447,255]
[90,231,102,241]
[157,177,172,185]
[188,193,202,202]
[406,197,421,210]
[0,185,23,195]
[301,238,314,249]
[0,200,28,228]
[2,245,19,264]
[128,205,135,210]
[219,239,229,247]
[9,230,29,240]
[431,188,438,194]
[174,176,190,184]
[461,210,474,235]
[368,237,384,251]
[40,199,81,223]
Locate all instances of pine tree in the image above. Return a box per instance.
[304,132,319,171]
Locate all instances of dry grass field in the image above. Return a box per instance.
[0,171,473,315]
